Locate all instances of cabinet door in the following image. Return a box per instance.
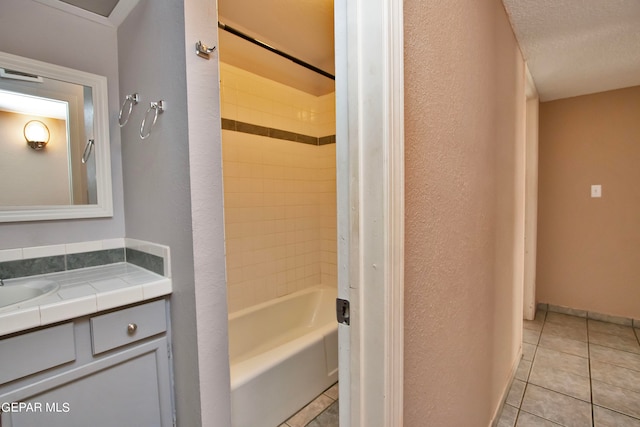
[0,338,173,427]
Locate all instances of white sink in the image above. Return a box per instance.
[0,279,60,311]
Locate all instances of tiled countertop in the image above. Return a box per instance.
[0,262,171,337]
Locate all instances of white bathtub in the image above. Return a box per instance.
[228,286,338,427]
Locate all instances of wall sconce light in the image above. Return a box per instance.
[24,120,50,151]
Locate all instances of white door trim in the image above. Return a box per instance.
[337,0,404,425]
[523,64,539,321]
[385,0,406,423]
[334,0,353,424]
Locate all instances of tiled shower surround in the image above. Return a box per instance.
[220,63,337,312]
[220,63,335,138]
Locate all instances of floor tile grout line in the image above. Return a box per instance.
[521,313,591,426]
[535,341,589,360]
[528,314,566,425]
[511,311,640,426]
[587,322,595,427]
[590,358,640,394]
[589,340,640,357]
[513,313,540,425]
[591,323,640,421]
[518,408,565,426]
[591,403,640,422]
[515,343,533,425]
[304,398,338,427]
[286,383,339,427]
[592,358,640,375]
[520,337,535,423]
[526,383,592,404]
[519,314,553,425]
[587,323,640,396]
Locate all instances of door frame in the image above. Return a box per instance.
[523,64,539,321]
[336,0,405,425]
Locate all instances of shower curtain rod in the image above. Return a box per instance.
[218,21,335,81]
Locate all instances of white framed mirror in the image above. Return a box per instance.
[0,51,113,222]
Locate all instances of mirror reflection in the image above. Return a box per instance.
[0,68,97,207]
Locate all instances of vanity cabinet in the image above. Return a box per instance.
[0,299,174,427]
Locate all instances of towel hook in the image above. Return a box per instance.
[81,139,94,164]
[118,93,140,127]
[195,41,216,59]
[140,100,165,140]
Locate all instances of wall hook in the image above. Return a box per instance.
[195,41,216,59]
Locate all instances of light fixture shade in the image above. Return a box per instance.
[24,120,50,150]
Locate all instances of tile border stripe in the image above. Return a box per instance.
[221,118,336,146]
[125,248,164,276]
[0,247,165,279]
[0,256,66,280]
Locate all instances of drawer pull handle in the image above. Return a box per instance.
[127,323,138,335]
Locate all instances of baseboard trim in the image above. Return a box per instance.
[537,302,640,329]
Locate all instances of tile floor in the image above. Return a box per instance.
[497,310,640,426]
[279,383,339,427]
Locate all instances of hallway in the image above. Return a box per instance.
[498,310,640,426]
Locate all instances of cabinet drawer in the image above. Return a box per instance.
[90,300,166,355]
[0,323,75,384]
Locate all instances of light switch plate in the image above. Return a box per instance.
[591,185,602,198]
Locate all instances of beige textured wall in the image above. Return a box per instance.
[403,0,526,425]
[0,112,70,206]
[537,85,640,319]
[220,63,337,312]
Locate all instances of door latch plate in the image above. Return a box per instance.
[336,298,350,325]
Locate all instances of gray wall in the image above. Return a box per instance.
[118,0,230,425]
[1,1,231,424]
[0,0,125,248]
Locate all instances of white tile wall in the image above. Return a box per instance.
[220,62,337,312]
[220,62,336,138]
[318,144,337,288]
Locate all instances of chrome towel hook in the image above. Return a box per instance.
[196,41,216,59]
[81,139,94,164]
[140,100,165,140]
[118,93,140,127]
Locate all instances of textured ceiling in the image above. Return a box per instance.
[218,0,335,96]
[502,0,640,101]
